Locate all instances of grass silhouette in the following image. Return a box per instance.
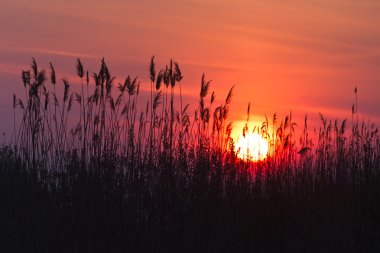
[1,57,380,252]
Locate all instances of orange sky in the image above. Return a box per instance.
[1,0,380,141]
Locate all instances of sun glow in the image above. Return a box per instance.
[235,133,269,161]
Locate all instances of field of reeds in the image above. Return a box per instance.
[1,57,380,252]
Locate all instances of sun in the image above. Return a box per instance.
[235,133,269,161]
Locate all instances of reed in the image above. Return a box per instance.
[1,57,380,252]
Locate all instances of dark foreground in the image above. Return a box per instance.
[1,147,379,253]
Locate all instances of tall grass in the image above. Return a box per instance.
[1,57,380,252]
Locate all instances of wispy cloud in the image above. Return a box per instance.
[14,47,98,59]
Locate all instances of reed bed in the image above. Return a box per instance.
[1,57,380,252]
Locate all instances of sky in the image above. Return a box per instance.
[1,0,380,142]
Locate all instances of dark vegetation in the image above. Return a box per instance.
[1,57,380,252]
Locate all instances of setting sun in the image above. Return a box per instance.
[235,133,269,161]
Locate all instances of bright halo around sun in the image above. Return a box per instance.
[235,133,269,161]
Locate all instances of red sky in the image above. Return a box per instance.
[1,0,380,142]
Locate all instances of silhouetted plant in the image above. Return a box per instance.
[2,57,380,253]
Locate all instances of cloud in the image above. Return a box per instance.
[13,47,98,60]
